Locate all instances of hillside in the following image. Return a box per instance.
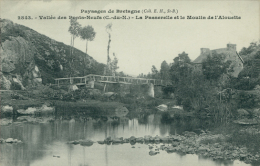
[0,19,105,90]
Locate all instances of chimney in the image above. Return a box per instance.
[200,48,210,54]
[227,44,236,51]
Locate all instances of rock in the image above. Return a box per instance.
[0,138,5,143]
[67,140,80,145]
[254,85,260,90]
[197,146,210,153]
[1,105,13,114]
[129,136,136,142]
[39,104,55,113]
[123,138,129,143]
[156,104,168,111]
[0,118,12,126]
[160,137,169,143]
[68,85,78,92]
[112,138,122,144]
[252,108,260,117]
[17,107,37,115]
[97,141,105,144]
[115,106,129,117]
[79,139,94,146]
[136,137,144,143]
[160,145,165,150]
[237,109,249,116]
[172,105,184,110]
[131,146,135,148]
[5,138,14,143]
[149,150,159,156]
[170,135,183,142]
[1,75,11,90]
[183,131,197,137]
[166,146,177,153]
[233,119,258,125]
[144,135,152,142]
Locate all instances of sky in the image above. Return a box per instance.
[1,0,259,76]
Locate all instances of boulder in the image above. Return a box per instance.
[156,104,167,112]
[17,107,37,114]
[97,141,105,144]
[112,138,122,144]
[115,106,129,117]
[136,137,144,143]
[1,105,13,114]
[129,136,136,142]
[123,138,130,143]
[67,140,80,145]
[5,138,14,143]
[39,104,55,113]
[237,109,249,116]
[252,108,260,117]
[79,139,94,146]
[166,146,177,153]
[149,150,159,156]
[0,118,12,126]
[160,137,169,143]
[144,135,152,142]
[0,138,5,143]
[68,85,78,92]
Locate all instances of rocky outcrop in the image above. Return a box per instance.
[1,19,105,90]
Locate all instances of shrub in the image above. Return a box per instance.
[236,91,258,108]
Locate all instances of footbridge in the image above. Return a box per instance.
[54,74,171,87]
[54,74,171,97]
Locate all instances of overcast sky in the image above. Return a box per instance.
[1,0,259,76]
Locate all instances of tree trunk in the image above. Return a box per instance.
[86,40,88,54]
[106,33,111,76]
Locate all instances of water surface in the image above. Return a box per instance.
[0,113,251,166]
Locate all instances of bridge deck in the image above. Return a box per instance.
[54,74,171,86]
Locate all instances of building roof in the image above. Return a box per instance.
[193,47,244,64]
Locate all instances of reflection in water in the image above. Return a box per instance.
[0,114,251,166]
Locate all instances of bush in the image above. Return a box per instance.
[236,91,258,108]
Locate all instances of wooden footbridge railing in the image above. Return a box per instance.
[54,74,171,87]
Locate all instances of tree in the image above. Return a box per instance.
[104,23,113,76]
[170,52,192,83]
[151,65,159,79]
[160,60,170,80]
[80,25,96,54]
[68,19,81,54]
[111,53,119,76]
[202,51,232,81]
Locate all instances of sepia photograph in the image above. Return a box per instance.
[0,0,260,166]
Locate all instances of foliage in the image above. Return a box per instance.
[235,91,258,109]
[239,42,259,56]
[80,25,96,54]
[170,52,192,83]
[104,23,113,76]
[111,53,119,76]
[231,77,260,90]
[151,65,160,79]
[68,18,81,40]
[202,51,232,81]
[160,61,170,80]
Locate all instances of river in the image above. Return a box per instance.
[0,112,251,166]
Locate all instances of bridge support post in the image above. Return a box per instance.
[147,83,154,98]
[88,80,95,88]
[103,83,107,92]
